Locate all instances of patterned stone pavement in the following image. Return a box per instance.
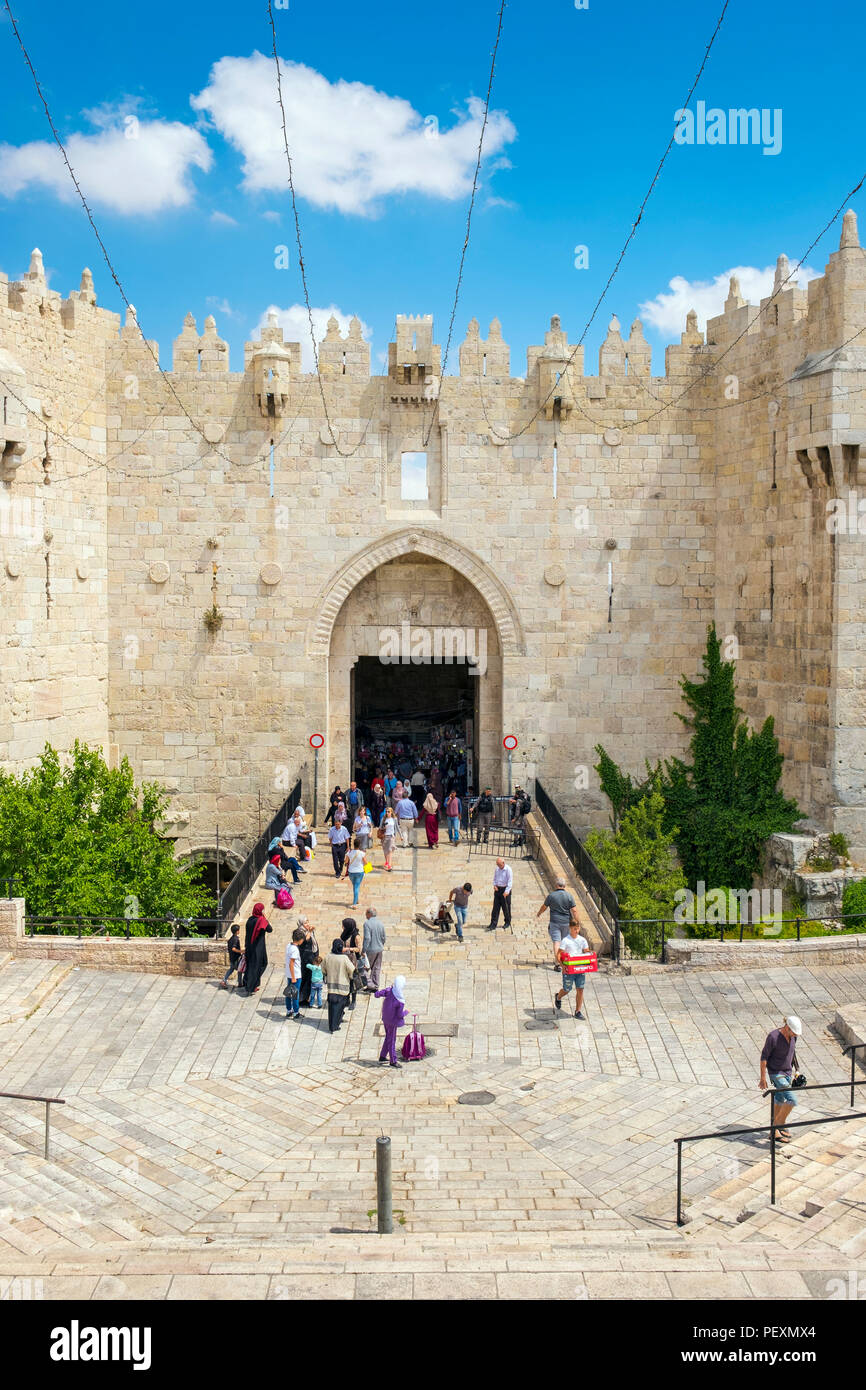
[1,833,865,1299]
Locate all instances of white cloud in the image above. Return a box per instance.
[0,110,212,215]
[639,261,820,338]
[210,209,238,226]
[255,303,372,372]
[191,53,516,216]
[261,210,281,222]
[206,296,244,321]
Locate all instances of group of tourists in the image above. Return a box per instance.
[352,727,469,800]
[222,901,409,1064]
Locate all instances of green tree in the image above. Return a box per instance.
[594,745,660,831]
[585,785,685,921]
[0,742,214,926]
[661,625,801,889]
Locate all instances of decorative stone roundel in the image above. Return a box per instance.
[544,563,566,587]
[655,564,678,586]
[203,422,223,444]
[148,560,170,584]
[5,558,21,579]
[603,428,622,447]
[260,562,282,586]
[76,562,89,581]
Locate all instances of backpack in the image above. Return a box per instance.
[402,1014,426,1061]
[276,887,294,910]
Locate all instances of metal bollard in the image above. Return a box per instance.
[376,1135,393,1234]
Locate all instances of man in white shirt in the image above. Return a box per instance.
[328,821,350,878]
[394,794,418,848]
[488,857,513,930]
[554,931,590,1019]
[284,928,303,1020]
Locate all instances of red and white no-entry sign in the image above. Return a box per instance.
[309,733,325,749]
[502,734,518,751]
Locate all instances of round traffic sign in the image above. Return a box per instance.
[309,733,325,749]
[502,734,518,751]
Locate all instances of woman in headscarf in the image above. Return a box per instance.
[375,975,408,1068]
[296,915,319,1008]
[324,787,343,826]
[390,780,405,811]
[242,903,272,995]
[323,937,356,1033]
[422,792,440,849]
[369,783,386,827]
[340,915,365,1003]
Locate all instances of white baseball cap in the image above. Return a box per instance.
[785,1015,803,1035]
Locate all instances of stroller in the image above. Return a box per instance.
[434,902,455,934]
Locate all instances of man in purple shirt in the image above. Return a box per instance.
[759,1015,802,1143]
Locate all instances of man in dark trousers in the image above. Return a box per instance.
[488,857,513,930]
[759,1015,803,1143]
[471,787,495,843]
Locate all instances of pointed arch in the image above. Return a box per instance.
[306,529,525,657]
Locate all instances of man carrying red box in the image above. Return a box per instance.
[554,931,597,1020]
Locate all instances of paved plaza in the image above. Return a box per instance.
[1,836,865,1300]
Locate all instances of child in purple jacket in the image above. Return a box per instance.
[376,975,407,1068]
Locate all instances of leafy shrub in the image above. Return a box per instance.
[0,741,214,922]
[841,878,866,926]
[828,833,850,859]
[585,785,685,922]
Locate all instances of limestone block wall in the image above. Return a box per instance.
[0,254,116,771]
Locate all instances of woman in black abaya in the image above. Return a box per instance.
[242,902,272,995]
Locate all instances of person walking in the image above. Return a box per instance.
[353,807,372,851]
[488,857,513,930]
[759,1015,804,1144]
[284,927,304,1020]
[242,903,272,995]
[448,882,473,943]
[343,844,368,907]
[220,922,242,988]
[445,790,462,844]
[394,791,418,849]
[363,906,387,990]
[380,806,397,870]
[328,820,350,879]
[422,792,440,849]
[536,877,578,969]
[296,916,318,1008]
[471,787,495,844]
[324,787,343,826]
[376,975,408,1068]
[323,938,356,1033]
[553,927,590,1019]
[346,781,364,816]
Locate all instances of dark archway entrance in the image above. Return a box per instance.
[350,655,478,793]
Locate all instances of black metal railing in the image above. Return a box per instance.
[217,779,302,927]
[675,1075,866,1226]
[844,1042,866,1106]
[0,1090,65,1159]
[23,915,225,940]
[0,878,22,898]
[534,780,620,945]
[620,911,866,963]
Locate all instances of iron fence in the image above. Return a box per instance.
[534,780,620,947]
[1,878,22,898]
[217,779,302,927]
[621,910,866,962]
[23,915,225,939]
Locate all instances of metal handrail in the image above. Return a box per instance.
[844,1042,866,1106]
[0,1090,66,1159]
[23,916,223,940]
[675,1075,866,1225]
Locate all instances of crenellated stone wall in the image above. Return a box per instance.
[2,216,866,859]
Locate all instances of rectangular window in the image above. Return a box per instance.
[401,451,429,500]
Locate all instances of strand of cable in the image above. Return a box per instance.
[471,178,866,442]
[474,0,731,444]
[4,0,242,473]
[419,0,507,450]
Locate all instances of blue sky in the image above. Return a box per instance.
[1,0,863,375]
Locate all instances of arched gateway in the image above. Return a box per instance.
[308,530,524,793]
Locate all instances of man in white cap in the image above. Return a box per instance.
[759,1015,803,1143]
